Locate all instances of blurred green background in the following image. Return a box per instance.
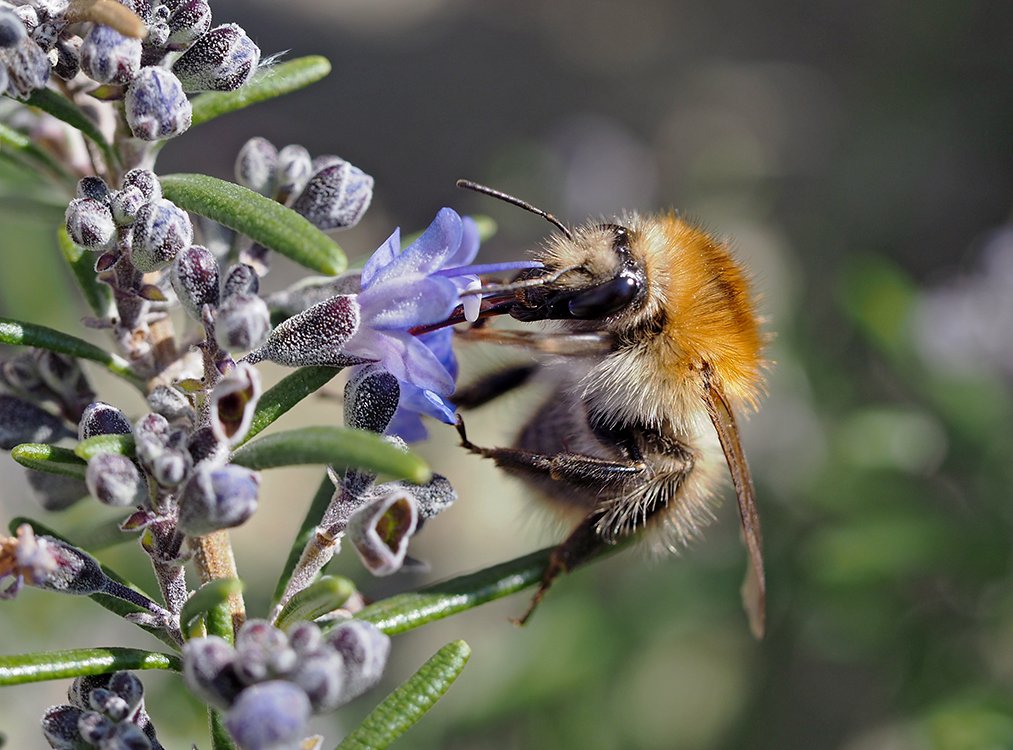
[3,1,1013,748]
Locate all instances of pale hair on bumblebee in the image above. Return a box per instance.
[450,179,768,637]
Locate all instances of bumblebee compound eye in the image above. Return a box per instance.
[567,274,641,319]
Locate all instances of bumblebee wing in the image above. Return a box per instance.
[703,380,766,639]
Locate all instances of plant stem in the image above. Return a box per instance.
[190,530,246,633]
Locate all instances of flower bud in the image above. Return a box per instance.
[246,295,359,368]
[124,66,192,140]
[80,24,142,84]
[286,621,324,655]
[234,619,297,683]
[344,365,400,434]
[147,385,194,424]
[78,401,132,440]
[34,350,94,409]
[131,198,193,271]
[0,9,27,48]
[347,490,418,576]
[0,394,72,449]
[31,534,108,594]
[178,464,259,535]
[182,636,244,709]
[167,0,211,47]
[209,362,261,446]
[133,413,191,486]
[235,136,278,197]
[171,244,220,320]
[2,37,51,99]
[220,263,259,300]
[276,144,313,202]
[290,161,374,231]
[225,681,310,750]
[184,426,225,468]
[109,185,146,226]
[289,647,344,712]
[53,36,81,81]
[171,23,260,92]
[26,470,88,511]
[215,292,271,352]
[65,197,116,251]
[121,168,162,203]
[326,619,391,703]
[146,18,169,49]
[76,176,110,203]
[41,705,85,748]
[86,453,146,507]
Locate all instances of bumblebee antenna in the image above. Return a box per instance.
[456,179,573,240]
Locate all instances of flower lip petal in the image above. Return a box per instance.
[358,275,459,331]
[367,208,463,287]
[443,214,481,268]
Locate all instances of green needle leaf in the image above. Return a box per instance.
[241,366,342,447]
[210,708,238,750]
[231,426,431,484]
[75,433,135,461]
[58,227,114,318]
[23,88,117,168]
[190,55,332,127]
[0,317,143,389]
[0,648,180,686]
[335,640,471,750]
[11,444,87,480]
[160,174,346,275]
[272,473,335,607]
[274,575,355,631]
[181,579,245,637]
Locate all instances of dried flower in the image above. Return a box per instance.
[347,489,418,576]
[208,362,261,445]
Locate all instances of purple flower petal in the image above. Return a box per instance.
[368,208,462,287]
[358,275,458,331]
[443,215,480,268]
[343,330,454,396]
[360,228,400,290]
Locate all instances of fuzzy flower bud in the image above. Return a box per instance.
[133,413,192,487]
[1,35,51,99]
[65,197,116,251]
[182,636,244,709]
[46,671,163,750]
[167,0,212,47]
[221,263,260,299]
[246,295,359,367]
[177,464,260,536]
[347,490,418,576]
[147,385,194,424]
[290,161,374,231]
[234,620,297,683]
[276,144,313,202]
[131,198,193,271]
[215,292,271,352]
[224,681,311,750]
[326,619,391,704]
[121,168,162,203]
[78,401,132,440]
[124,66,192,140]
[209,362,261,446]
[171,244,220,320]
[79,24,141,84]
[187,425,228,466]
[235,136,278,197]
[171,23,260,92]
[0,525,109,598]
[344,365,400,434]
[0,9,27,48]
[109,185,146,226]
[76,176,110,203]
[0,394,72,449]
[86,453,146,507]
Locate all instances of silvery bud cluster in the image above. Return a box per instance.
[42,672,163,750]
[183,619,390,749]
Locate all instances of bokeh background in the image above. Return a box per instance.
[3,1,1013,748]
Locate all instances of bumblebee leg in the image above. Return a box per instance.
[451,364,538,410]
[455,327,614,355]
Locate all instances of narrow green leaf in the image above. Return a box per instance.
[231,426,430,484]
[11,443,87,480]
[275,576,355,631]
[210,708,238,750]
[336,640,471,750]
[160,174,346,275]
[8,517,178,649]
[75,433,135,461]
[190,56,332,127]
[0,317,143,388]
[0,648,180,686]
[0,122,75,183]
[23,88,117,167]
[181,579,244,636]
[272,473,335,606]
[241,366,342,447]
[58,227,114,318]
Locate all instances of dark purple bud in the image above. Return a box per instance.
[344,365,399,434]
[110,185,146,226]
[209,362,261,446]
[215,292,271,353]
[121,168,162,203]
[133,412,170,463]
[171,244,220,320]
[182,636,244,709]
[290,161,374,231]
[69,673,113,708]
[76,176,110,203]
[234,619,297,683]
[65,197,116,251]
[177,464,259,535]
[86,454,146,507]
[124,66,192,141]
[41,704,85,748]
[96,722,151,749]
[347,490,418,576]
[224,681,311,750]
[235,136,278,197]
[77,711,114,744]
[246,295,360,368]
[24,533,109,595]
[52,36,81,80]
[289,647,344,713]
[106,671,145,716]
[80,24,142,84]
[171,23,260,92]
[326,619,391,703]
[149,445,192,488]
[34,350,94,408]
[124,0,154,24]
[1,37,50,99]
[0,394,72,449]
[26,470,88,511]
[79,401,133,440]
[286,621,324,655]
[147,385,194,424]
[276,144,313,202]
[31,20,60,52]
[182,428,223,469]
[0,9,27,48]
[133,413,191,486]
[89,688,130,721]
[221,263,259,300]
[131,198,193,271]
[167,0,211,47]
